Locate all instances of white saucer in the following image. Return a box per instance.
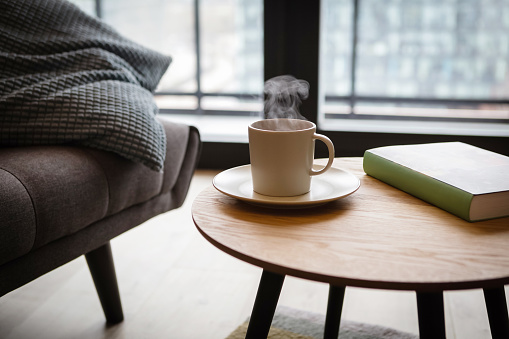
[212,165,360,208]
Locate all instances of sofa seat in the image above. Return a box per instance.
[0,117,200,297]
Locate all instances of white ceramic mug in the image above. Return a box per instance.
[248,119,335,197]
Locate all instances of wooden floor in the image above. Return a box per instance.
[0,170,504,338]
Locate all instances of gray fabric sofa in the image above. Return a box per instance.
[0,117,201,323]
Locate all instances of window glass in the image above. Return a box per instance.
[101,0,197,93]
[68,0,96,16]
[323,0,509,122]
[200,0,263,95]
[355,0,509,99]
[322,0,353,97]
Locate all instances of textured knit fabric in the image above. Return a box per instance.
[0,0,171,171]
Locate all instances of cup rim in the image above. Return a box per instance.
[249,118,315,132]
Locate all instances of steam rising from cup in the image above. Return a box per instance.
[264,75,309,120]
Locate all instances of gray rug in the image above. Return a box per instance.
[227,306,418,339]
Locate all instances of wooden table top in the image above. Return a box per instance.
[192,158,509,292]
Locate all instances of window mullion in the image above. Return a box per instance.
[349,0,360,116]
[95,0,102,18]
[194,0,204,114]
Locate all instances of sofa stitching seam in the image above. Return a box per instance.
[0,166,38,251]
[75,148,111,216]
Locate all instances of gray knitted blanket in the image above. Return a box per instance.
[0,0,171,171]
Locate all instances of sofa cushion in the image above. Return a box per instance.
[0,146,110,262]
[80,118,191,216]
[0,119,193,266]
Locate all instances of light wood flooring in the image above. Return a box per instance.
[0,169,505,338]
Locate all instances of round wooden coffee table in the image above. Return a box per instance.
[192,158,509,339]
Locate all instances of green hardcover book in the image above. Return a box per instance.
[363,142,509,222]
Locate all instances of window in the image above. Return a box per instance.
[70,0,508,166]
[322,0,509,135]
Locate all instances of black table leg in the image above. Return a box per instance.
[324,285,345,339]
[245,270,285,339]
[483,287,509,339]
[416,291,446,339]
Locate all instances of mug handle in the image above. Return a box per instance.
[310,133,335,176]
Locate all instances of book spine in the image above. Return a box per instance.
[363,151,474,222]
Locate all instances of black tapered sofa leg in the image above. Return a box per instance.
[85,241,124,324]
